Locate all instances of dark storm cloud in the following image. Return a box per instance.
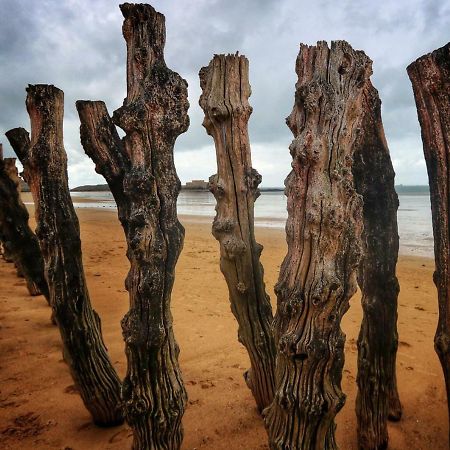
[0,0,448,186]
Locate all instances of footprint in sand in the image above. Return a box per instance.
[77,422,93,431]
[64,385,79,395]
[200,380,215,389]
[1,412,51,439]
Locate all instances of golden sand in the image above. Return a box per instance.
[0,203,446,449]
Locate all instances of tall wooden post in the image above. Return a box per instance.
[407,42,450,445]
[6,85,123,427]
[77,4,189,448]
[0,145,49,299]
[199,54,276,412]
[353,79,402,450]
[264,41,370,449]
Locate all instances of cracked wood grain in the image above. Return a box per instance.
[199,53,276,412]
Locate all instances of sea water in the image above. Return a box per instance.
[69,190,433,258]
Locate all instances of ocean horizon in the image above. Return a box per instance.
[64,189,433,259]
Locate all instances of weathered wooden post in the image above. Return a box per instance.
[76,4,189,448]
[407,42,450,444]
[353,78,402,450]
[0,144,49,299]
[199,53,276,412]
[264,41,370,449]
[6,84,123,427]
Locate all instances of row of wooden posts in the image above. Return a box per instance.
[0,3,449,450]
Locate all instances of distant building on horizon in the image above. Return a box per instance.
[183,179,209,190]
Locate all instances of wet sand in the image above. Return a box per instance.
[0,203,447,449]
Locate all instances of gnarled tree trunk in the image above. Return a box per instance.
[199,54,276,412]
[407,42,450,445]
[76,4,189,449]
[353,79,402,450]
[264,41,370,449]
[6,84,123,427]
[0,144,49,299]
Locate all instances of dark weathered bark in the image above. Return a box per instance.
[0,145,18,263]
[264,41,370,449]
[353,80,402,450]
[0,145,49,299]
[6,85,123,427]
[199,54,276,412]
[407,42,450,445]
[76,4,189,449]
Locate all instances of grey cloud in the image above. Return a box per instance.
[1,0,449,187]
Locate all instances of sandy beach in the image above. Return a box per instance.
[0,198,447,449]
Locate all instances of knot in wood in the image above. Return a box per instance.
[318,278,343,305]
[127,233,147,260]
[212,217,235,235]
[278,332,296,356]
[275,389,295,411]
[283,294,304,317]
[208,174,225,198]
[298,81,322,112]
[223,236,246,260]
[236,282,247,294]
[129,211,146,228]
[125,396,148,424]
[291,139,321,168]
[138,271,163,297]
[210,105,230,122]
[121,309,145,346]
[246,167,262,197]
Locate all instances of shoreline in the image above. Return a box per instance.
[21,192,435,259]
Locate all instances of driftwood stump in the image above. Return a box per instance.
[353,79,402,450]
[0,144,48,298]
[407,42,450,444]
[199,54,276,412]
[1,147,20,263]
[264,41,370,449]
[6,84,123,426]
[77,4,189,449]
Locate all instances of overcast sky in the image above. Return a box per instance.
[1,0,448,187]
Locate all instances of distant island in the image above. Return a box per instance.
[70,184,110,192]
[69,181,430,195]
[395,185,430,194]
